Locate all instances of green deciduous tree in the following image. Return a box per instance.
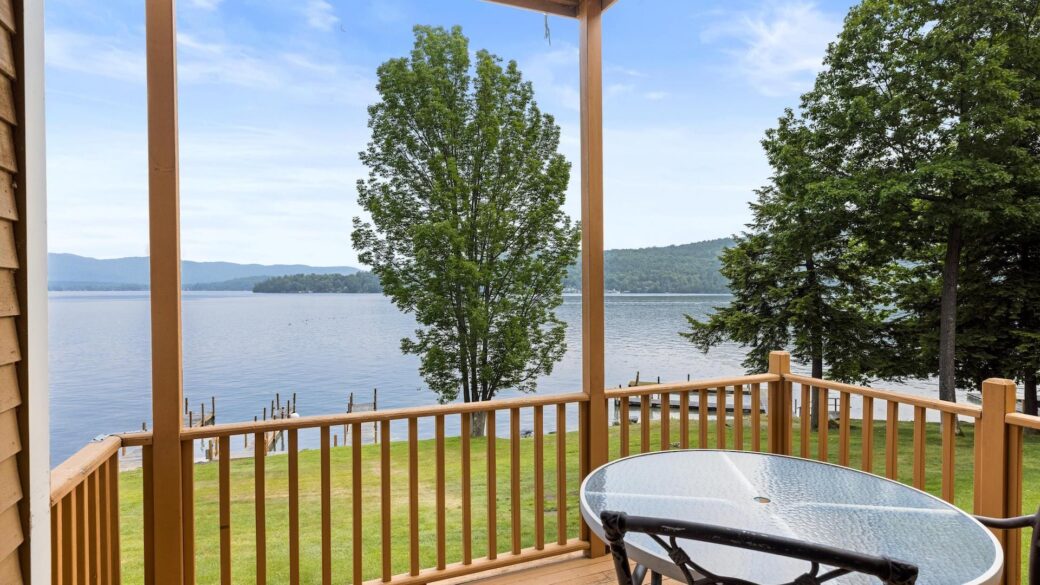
[352,26,580,436]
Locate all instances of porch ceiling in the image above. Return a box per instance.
[484,0,619,18]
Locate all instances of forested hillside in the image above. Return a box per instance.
[253,272,382,293]
[564,238,732,293]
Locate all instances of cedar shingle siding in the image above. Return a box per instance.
[0,0,24,582]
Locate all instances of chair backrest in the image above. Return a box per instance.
[975,505,1040,585]
[600,510,918,585]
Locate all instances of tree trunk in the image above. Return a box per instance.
[938,223,962,404]
[811,354,823,431]
[470,411,487,438]
[1024,370,1038,418]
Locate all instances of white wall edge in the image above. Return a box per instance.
[23,0,49,583]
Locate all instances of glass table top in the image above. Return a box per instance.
[580,450,1002,585]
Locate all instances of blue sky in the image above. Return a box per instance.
[45,0,855,266]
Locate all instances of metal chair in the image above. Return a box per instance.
[975,505,1040,585]
[601,510,919,585]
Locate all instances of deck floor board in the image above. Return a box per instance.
[456,555,683,585]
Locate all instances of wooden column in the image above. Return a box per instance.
[578,0,606,558]
[145,1,185,583]
[976,378,1018,585]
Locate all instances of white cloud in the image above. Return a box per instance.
[520,45,580,111]
[303,0,340,32]
[45,29,144,82]
[701,1,840,97]
[187,0,223,10]
[643,91,669,101]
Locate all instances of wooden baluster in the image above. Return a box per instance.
[534,406,545,550]
[321,427,332,585]
[88,473,99,585]
[98,463,109,585]
[108,454,120,585]
[75,483,86,585]
[461,415,472,566]
[289,430,301,585]
[219,435,231,585]
[660,393,671,450]
[62,492,74,585]
[382,420,393,579]
[640,395,650,453]
[353,423,363,584]
[52,499,60,585]
[886,401,899,480]
[751,383,761,452]
[408,417,419,575]
[181,441,195,584]
[436,415,447,569]
[510,408,521,555]
[839,392,851,466]
[699,388,709,448]
[619,398,630,457]
[817,387,829,461]
[254,432,266,585]
[800,384,810,458]
[716,386,726,449]
[142,445,154,585]
[862,396,874,473]
[556,404,566,545]
[941,411,955,503]
[679,392,690,449]
[733,385,744,451]
[913,406,926,489]
[487,410,497,559]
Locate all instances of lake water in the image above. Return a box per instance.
[49,292,947,465]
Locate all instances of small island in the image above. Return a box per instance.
[252,272,382,293]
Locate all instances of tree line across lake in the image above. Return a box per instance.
[252,238,733,295]
[252,272,383,293]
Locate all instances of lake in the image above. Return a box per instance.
[49,291,947,465]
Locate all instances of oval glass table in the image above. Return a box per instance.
[580,450,1002,585]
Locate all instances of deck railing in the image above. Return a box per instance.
[50,435,121,585]
[50,353,1040,584]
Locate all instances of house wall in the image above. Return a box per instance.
[2,0,45,582]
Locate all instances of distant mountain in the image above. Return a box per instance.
[48,253,359,291]
[564,238,734,294]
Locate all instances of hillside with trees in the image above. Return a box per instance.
[564,238,732,293]
[253,272,382,293]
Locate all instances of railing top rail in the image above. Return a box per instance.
[603,373,780,398]
[784,373,982,418]
[180,391,589,440]
[1006,412,1040,431]
[116,430,153,446]
[50,435,121,506]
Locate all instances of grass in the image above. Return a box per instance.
[116,416,1040,584]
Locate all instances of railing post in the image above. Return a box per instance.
[976,378,1020,585]
[146,0,186,583]
[767,352,791,455]
[578,0,607,559]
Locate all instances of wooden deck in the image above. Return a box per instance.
[455,554,681,585]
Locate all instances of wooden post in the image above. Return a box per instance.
[976,378,1019,585]
[145,1,185,582]
[578,0,607,558]
[767,351,791,455]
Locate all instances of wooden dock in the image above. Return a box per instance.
[619,390,764,414]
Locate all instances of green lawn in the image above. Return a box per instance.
[117,417,1040,584]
